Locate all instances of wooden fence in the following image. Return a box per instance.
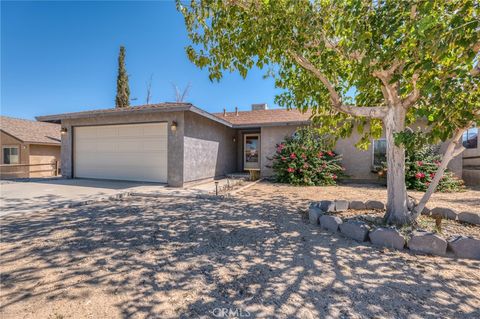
[0,161,60,179]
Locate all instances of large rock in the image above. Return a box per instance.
[369,228,405,250]
[309,202,319,209]
[420,206,431,216]
[339,220,370,242]
[408,231,447,256]
[430,207,458,220]
[309,206,323,225]
[457,212,480,225]
[407,197,418,211]
[448,236,480,260]
[349,200,366,210]
[365,200,385,210]
[335,200,349,212]
[320,215,343,232]
[319,200,336,213]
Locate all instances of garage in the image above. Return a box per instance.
[74,123,168,182]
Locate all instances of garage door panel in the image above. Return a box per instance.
[96,126,118,137]
[117,126,143,137]
[143,125,167,136]
[74,123,168,183]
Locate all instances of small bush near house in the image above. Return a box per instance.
[270,127,345,186]
[378,145,465,192]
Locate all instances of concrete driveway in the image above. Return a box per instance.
[0,178,179,216]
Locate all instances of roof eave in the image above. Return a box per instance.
[189,106,234,127]
[36,105,192,123]
[0,129,25,143]
[232,120,311,129]
[25,141,62,146]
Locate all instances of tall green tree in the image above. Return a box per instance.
[178,0,480,226]
[115,46,130,108]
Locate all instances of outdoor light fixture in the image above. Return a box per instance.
[60,127,68,134]
[171,121,178,132]
[233,137,237,143]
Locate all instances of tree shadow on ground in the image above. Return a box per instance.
[0,190,479,318]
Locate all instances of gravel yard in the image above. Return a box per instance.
[1,182,479,319]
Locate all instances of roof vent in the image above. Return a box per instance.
[252,103,268,111]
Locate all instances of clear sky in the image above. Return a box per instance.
[1,1,282,120]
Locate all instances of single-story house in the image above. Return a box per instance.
[0,116,61,179]
[36,102,477,187]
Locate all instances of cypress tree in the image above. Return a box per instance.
[115,46,130,108]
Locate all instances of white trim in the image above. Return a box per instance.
[372,138,387,167]
[2,145,20,164]
[244,133,261,170]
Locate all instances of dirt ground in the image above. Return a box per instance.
[0,182,479,319]
[260,182,478,213]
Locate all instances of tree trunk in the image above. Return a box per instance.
[411,128,466,219]
[384,106,409,225]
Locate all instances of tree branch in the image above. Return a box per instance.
[471,61,480,76]
[411,124,470,219]
[469,42,479,76]
[402,73,420,108]
[288,51,387,118]
[372,61,403,106]
[337,104,388,118]
[288,50,342,105]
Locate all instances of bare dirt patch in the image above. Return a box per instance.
[0,182,479,319]
[241,181,479,213]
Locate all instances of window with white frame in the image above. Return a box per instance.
[372,138,387,167]
[462,127,478,149]
[2,146,19,164]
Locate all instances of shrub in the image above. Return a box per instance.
[269,127,345,186]
[378,145,465,192]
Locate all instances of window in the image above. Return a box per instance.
[372,139,387,167]
[462,127,478,149]
[3,146,19,164]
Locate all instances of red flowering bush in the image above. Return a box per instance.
[269,127,345,186]
[380,145,464,192]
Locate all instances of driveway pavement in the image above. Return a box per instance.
[0,178,190,216]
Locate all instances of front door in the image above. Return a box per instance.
[244,134,260,170]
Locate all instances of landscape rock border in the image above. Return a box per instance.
[308,199,480,261]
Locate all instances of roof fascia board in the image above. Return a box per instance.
[232,120,311,129]
[35,105,310,128]
[26,141,61,146]
[188,106,233,127]
[36,105,191,122]
[0,129,25,143]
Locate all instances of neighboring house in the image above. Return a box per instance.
[0,116,61,179]
[36,102,473,187]
[462,126,480,185]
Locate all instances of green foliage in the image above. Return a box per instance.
[178,0,479,221]
[115,46,130,108]
[269,127,345,186]
[379,145,465,192]
[178,0,479,145]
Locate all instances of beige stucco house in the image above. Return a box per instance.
[0,116,61,179]
[36,102,477,187]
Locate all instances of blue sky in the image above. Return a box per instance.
[1,1,281,120]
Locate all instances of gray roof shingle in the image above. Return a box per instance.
[35,102,312,128]
[213,108,311,127]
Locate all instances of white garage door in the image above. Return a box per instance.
[74,123,168,183]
